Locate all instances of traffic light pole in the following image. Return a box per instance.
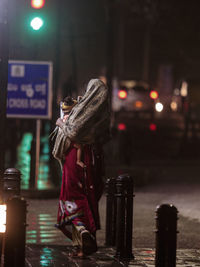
[0,0,9,191]
[105,0,115,97]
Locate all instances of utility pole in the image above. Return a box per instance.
[0,0,9,186]
[105,0,115,98]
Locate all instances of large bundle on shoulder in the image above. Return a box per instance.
[52,79,111,165]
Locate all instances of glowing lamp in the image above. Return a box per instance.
[118,123,126,131]
[30,17,44,31]
[171,101,178,111]
[180,81,188,97]
[155,102,163,112]
[135,101,143,108]
[149,123,157,131]
[150,90,158,100]
[0,204,6,233]
[31,0,45,9]
[118,90,127,99]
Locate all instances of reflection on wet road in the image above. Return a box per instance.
[40,247,54,267]
[26,245,129,267]
[27,214,58,243]
[26,199,72,246]
[27,213,63,244]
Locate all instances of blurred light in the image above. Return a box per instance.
[118,90,127,99]
[174,88,180,96]
[135,101,143,108]
[0,205,6,233]
[149,123,157,131]
[31,0,45,9]
[155,102,163,112]
[150,90,158,100]
[38,125,51,190]
[30,17,44,31]
[16,133,32,190]
[118,123,126,131]
[170,101,178,111]
[40,247,53,266]
[180,81,188,97]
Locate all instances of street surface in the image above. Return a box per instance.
[25,245,200,267]
[23,158,200,266]
[24,167,200,266]
[26,182,200,248]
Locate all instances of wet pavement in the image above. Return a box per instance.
[25,245,200,266]
[24,182,200,266]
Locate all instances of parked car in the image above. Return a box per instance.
[112,80,158,119]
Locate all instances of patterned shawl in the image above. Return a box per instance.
[51,79,111,166]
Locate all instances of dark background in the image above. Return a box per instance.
[3,0,200,187]
[8,0,200,94]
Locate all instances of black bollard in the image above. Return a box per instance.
[0,200,6,265]
[105,177,116,246]
[4,197,27,267]
[3,168,21,201]
[2,168,27,267]
[155,204,178,267]
[115,175,125,258]
[115,174,134,259]
[124,175,134,259]
[0,229,4,265]
[0,168,21,265]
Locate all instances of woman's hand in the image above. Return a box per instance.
[56,118,64,128]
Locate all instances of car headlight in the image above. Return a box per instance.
[155,102,164,112]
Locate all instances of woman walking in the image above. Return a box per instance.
[52,79,111,258]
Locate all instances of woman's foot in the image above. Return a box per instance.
[80,230,97,255]
[76,250,85,258]
[69,249,87,259]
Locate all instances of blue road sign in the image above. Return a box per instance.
[7,60,53,119]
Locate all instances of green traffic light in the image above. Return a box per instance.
[30,17,44,31]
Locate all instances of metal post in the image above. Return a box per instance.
[2,168,27,267]
[2,168,21,264]
[105,0,115,103]
[30,128,36,189]
[105,177,116,246]
[124,175,134,259]
[0,233,3,266]
[115,174,134,259]
[155,204,178,267]
[29,119,41,189]
[115,174,126,258]
[0,0,9,194]
[3,168,21,202]
[4,197,27,267]
[35,119,41,188]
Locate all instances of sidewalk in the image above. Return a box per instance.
[25,245,200,267]
[24,183,200,266]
